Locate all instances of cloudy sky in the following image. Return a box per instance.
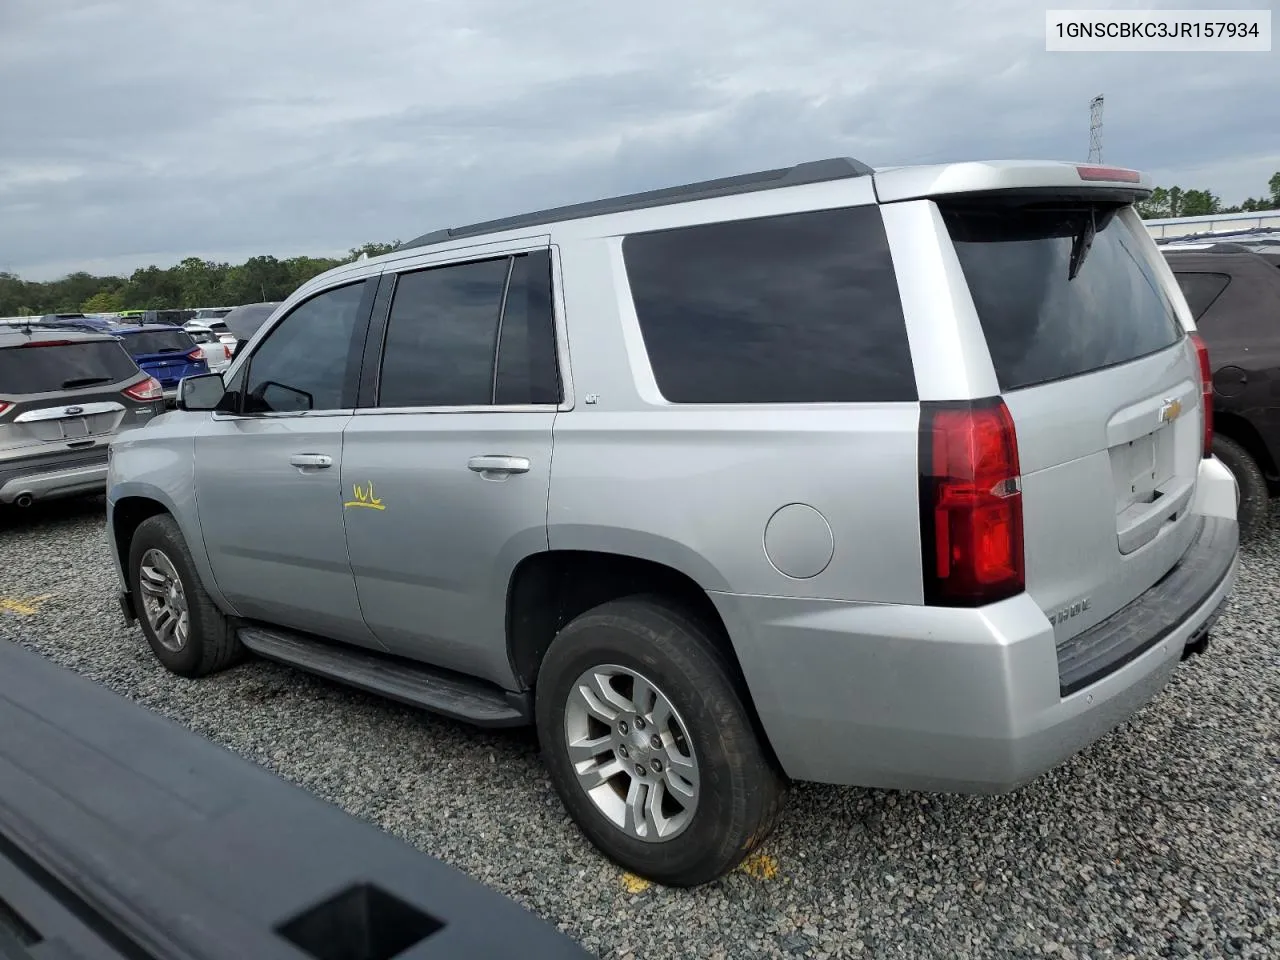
[0,0,1276,281]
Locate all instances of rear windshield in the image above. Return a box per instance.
[121,329,196,355]
[942,203,1184,391]
[0,340,138,394]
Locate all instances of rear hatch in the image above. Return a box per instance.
[120,328,208,388]
[938,193,1203,642]
[0,338,160,458]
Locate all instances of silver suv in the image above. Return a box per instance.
[2,324,165,507]
[106,158,1240,887]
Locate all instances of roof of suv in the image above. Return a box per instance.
[394,157,1152,254]
[0,325,122,349]
[111,322,194,336]
[398,157,878,251]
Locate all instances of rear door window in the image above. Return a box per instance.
[942,203,1184,391]
[623,206,916,404]
[1172,272,1231,321]
[0,340,138,394]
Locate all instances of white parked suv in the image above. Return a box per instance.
[107,157,1239,886]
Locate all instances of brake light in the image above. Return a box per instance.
[1190,333,1213,459]
[1075,165,1141,183]
[123,377,164,402]
[18,339,74,348]
[0,401,11,417]
[223,344,232,360]
[186,347,203,362]
[919,398,1025,607]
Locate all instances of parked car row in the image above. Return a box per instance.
[0,298,292,509]
[0,323,168,508]
[1160,238,1280,540]
[102,158,1239,889]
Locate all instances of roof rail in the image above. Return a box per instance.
[397,156,876,252]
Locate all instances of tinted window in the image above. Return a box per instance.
[121,329,196,355]
[378,258,510,408]
[623,206,916,404]
[0,340,138,394]
[1173,272,1231,321]
[495,251,560,405]
[943,204,1184,391]
[242,281,368,413]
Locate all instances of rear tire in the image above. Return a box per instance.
[1212,434,1268,542]
[535,596,786,887]
[128,514,243,676]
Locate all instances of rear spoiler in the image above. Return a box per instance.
[0,641,593,960]
[873,161,1152,204]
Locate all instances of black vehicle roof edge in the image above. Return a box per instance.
[395,156,876,252]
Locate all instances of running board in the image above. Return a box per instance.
[237,626,530,727]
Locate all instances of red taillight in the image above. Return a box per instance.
[0,401,11,417]
[123,376,163,402]
[920,398,1025,607]
[1075,165,1141,183]
[186,347,203,362]
[18,339,74,348]
[222,344,232,360]
[1190,333,1213,459]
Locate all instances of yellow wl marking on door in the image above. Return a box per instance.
[343,482,386,510]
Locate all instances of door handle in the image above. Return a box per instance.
[467,455,531,475]
[289,453,333,468]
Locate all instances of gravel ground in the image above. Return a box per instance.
[2,497,1278,960]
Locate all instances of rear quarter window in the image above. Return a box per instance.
[1172,272,1232,321]
[942,203,1184,391]
[623,205,917,404]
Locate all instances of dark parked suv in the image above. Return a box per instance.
[1165,242,1280,539]
[0,325,165,508]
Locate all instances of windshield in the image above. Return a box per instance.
[0,340,138,394]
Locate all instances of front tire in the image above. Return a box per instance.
[128,514,243,676]
[1212,434,1269,542]
[535,596,786,887]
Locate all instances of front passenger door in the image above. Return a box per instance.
[195,279,383,649]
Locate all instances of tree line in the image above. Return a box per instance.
[1136,171,1280,220]
[0,242,400,317]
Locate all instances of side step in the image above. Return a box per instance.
[237,626,530,728]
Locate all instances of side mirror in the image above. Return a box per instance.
[176,373,227,411]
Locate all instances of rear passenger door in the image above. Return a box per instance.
[341,247,561,687]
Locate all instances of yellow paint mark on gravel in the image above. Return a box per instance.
[620,872,652,894]
[0,594,53,616]
[739,852,779,880]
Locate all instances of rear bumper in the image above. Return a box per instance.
[715,514,1239,793]
[0,450,109,504]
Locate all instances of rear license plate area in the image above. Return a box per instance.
[1111,423,1175,511]
[60,417,90,439]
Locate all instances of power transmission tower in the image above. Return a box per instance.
[1088,95,1104,164]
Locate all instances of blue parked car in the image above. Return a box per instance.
[110,324,209,403]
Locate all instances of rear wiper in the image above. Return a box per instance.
[1068,209,1097,281]
[61,376,112,389]
[155,347,183,353]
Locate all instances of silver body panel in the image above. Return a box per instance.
[106,158,1239,791]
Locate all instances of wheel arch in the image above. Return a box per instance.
[505,549,781,768]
